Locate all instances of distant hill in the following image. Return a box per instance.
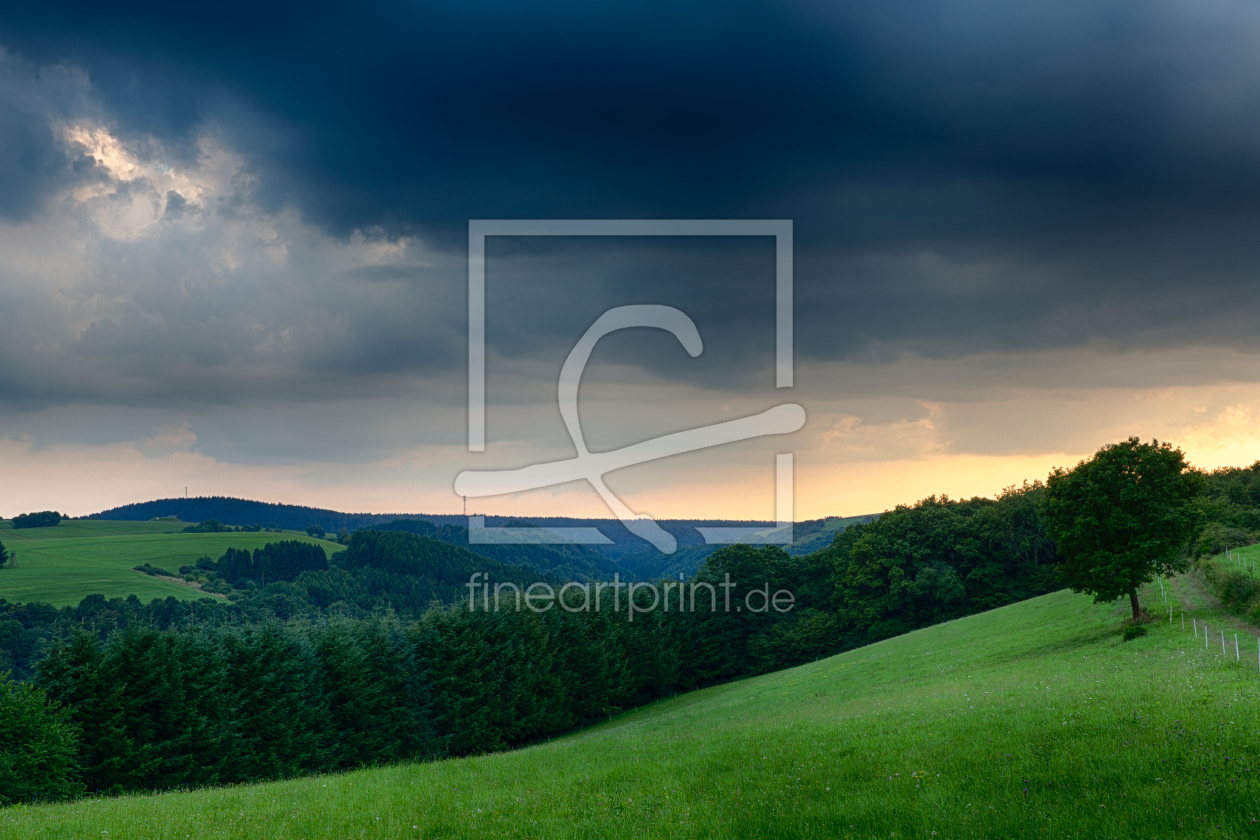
[497,516,778,557]
[88,497,783,543]
[614,514,878,579]
[88,497,470,533]
[88,496,864,573]
[371,519,621,581]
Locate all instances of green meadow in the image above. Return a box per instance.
[0,521,339,607]
[1220,541,1260,576]
[3,571,1257,839]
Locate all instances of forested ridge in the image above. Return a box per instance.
[88,497,777,554]
[87,497,439,533]
[370,518,621,580]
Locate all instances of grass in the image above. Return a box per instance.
[1219,542,1260,577]
[0,519,189,541]
[3,575,1258,838]
[0,522,341,607]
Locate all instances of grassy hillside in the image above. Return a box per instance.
[0,523,340,607]
[4,575,1257,837]
[1219,541,1260,573]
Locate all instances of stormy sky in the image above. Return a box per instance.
[2,0,1260,520]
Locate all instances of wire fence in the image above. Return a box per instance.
[1223,546,1259,577]
[1151,566,1260,677]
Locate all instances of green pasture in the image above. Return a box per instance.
[0,519,186,541]
[1220,541,1260,576]
[4,572,1258,838]
[0,522,340,607]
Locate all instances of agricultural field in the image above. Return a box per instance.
[3,571,1256,838]
[0,519,188,541]
[0,521,341,607]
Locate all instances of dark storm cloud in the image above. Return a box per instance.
[2,0,1260,390]
[4,0,1256,220]
[0,51,101,221]
[0,99,67,219]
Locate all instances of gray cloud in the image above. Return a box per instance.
[2,3,1260,488]
[0,59,470,411]
[0,51,101,221]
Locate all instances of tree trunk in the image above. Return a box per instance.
[1129,585,1141,620]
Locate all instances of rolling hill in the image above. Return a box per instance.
[0,521,340,607]
[86,497,448,533]
[369,518,622,580]
[86,496,849,563]
[3,574,1256,838]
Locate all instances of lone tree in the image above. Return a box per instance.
[1042,437,1204,620]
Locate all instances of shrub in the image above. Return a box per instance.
[11,511,61,530]
[0,672,82,805]
[1194,523,1256,558]
[1218,571,1260,611]
[1122,624,1148,641]
[133,564,177,578]
[182,519,227,533]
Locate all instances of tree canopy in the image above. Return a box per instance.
[0,671,81,805]
[11,511,61,530]
[1041,437,1204,620]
